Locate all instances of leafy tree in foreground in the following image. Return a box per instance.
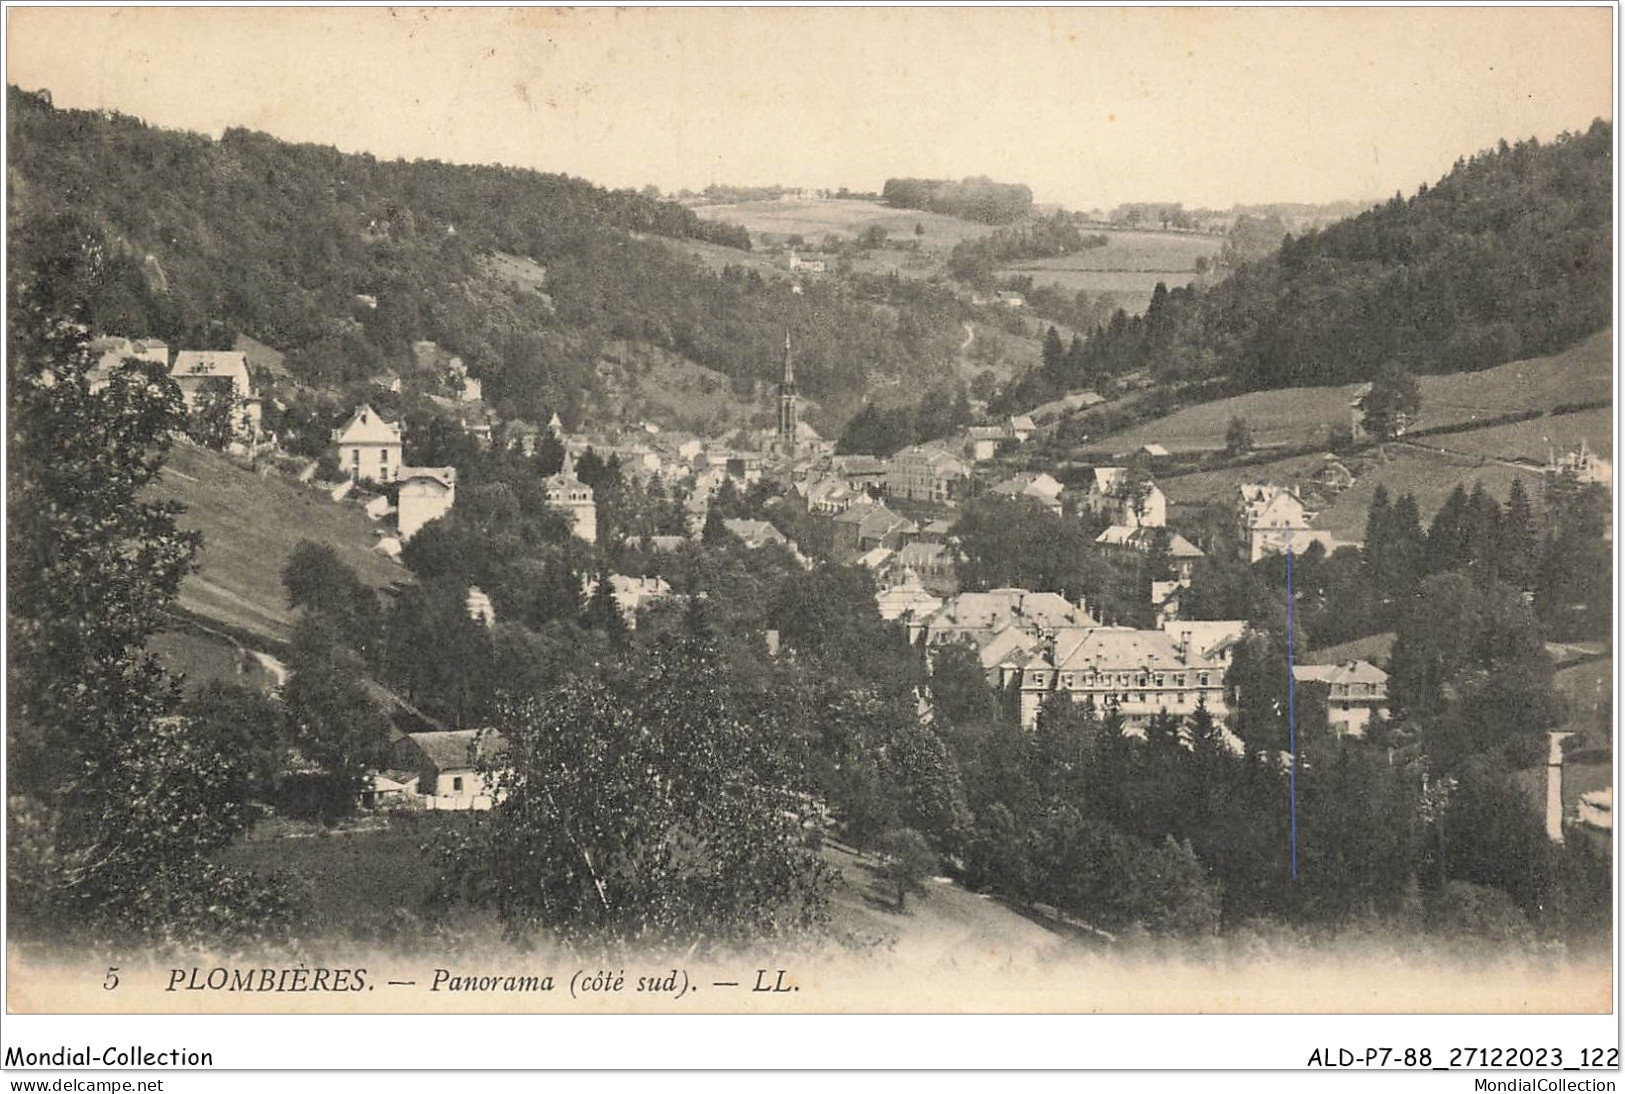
[186,375,238,450]
[877,827,936,911]
[8,226,295,942]
[439,632,831,946]
[282,539,382,660]
[282,615,391,817]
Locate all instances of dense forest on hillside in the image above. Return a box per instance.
[6,87,964,429]
[998,122,1613,412]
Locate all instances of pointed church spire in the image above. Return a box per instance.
[777,329,798,456]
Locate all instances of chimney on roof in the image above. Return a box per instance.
[1178,630,1192,664]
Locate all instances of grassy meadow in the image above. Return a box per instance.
[148,625,279,695]
[690,197,996,250]
[997,228,1225,310]
[147,443,407,644]
[1102,328,1613,455]
[1163,445,1549,542]
[216,812,488,945]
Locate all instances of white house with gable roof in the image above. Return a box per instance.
[333,404,403,483]
[172,349,262,440]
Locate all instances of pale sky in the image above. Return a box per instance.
[5,7,1615,210]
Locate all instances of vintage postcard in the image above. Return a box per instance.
[3,5,1614,1049]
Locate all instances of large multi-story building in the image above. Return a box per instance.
[832,500,917,557]
[912,587,1096,647]
[1018,625,1228,728]
[1096,524,1205,583]
[887,444,971,504]
[987,471,1066,515]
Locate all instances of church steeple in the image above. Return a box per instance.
[777,329,798,456]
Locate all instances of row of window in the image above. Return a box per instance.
[1049,671,1211,688]
[1028,672,1215,691]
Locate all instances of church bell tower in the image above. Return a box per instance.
[777,330,798,457]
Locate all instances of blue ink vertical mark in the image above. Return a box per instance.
[1286,529,1298,880]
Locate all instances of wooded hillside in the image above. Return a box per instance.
[1000,121,1613,411]
[6,87,965,430]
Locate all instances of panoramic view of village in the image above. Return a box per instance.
[4,9,1616,1021]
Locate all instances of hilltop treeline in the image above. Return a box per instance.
[881,176,1034,224]
[999,121,1613,411]
[6,87,963,429]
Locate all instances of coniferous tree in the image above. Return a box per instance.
[1464,482,1502,582]
[1040,325,1065,382]
[582,573,630,649]
[1498,478,1539,592]
[1425,484,1473,576]
[1375,493,1427,621]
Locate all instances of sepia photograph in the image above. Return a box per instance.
[2,4,1617,1070]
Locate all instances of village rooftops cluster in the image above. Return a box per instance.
[87,339,265,446]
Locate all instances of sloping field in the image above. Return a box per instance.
[1421,331,1613,422]
[1110,382,1363,454]
[999,267,1212,304]
[1105,328,1613,453]
[1422,407,1612,464]
[147,444,406,644]
[1012,230,1223,274]
[691,198,995,248]
[997,230,1223,311]
[657,233,795,279]
[148,625,279,694]
[1165,446,1546,542]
